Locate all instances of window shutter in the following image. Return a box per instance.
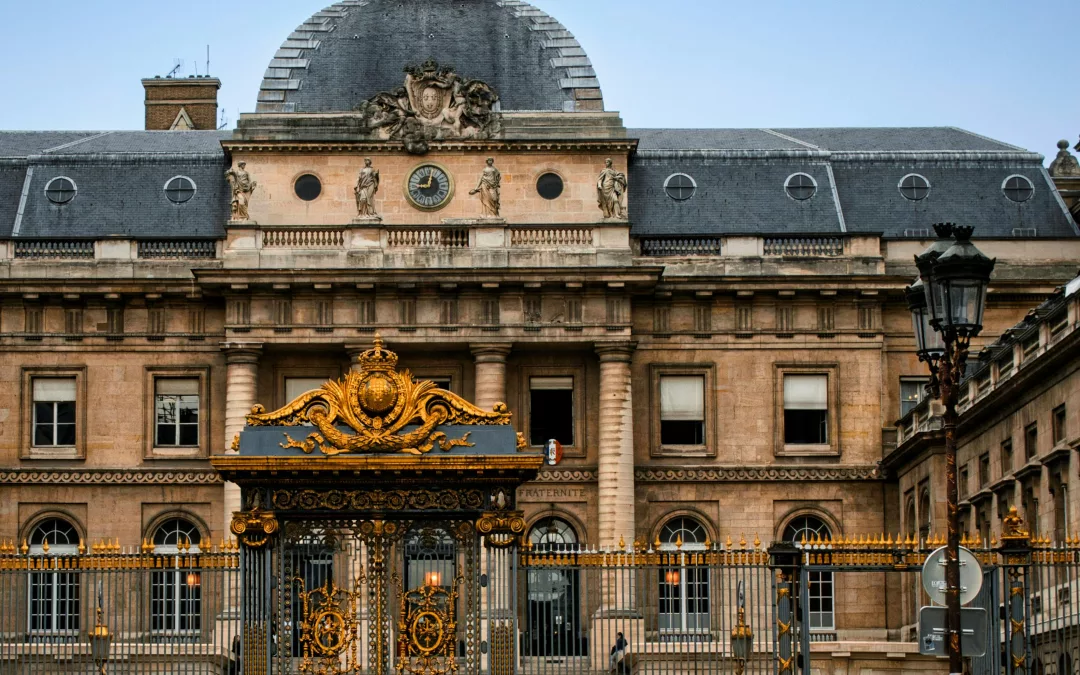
[530,376,574,391]
[784,375,827,410]
[33,378,76,402]
[285,378,329,402]
[155,378,200,396]
[660,376,705,421]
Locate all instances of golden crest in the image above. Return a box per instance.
[397,579,460,675]
[295,575,366,675]
[246,335,512,456]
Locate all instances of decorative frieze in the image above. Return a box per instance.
[0,469,222,485]
[525,467,882,483]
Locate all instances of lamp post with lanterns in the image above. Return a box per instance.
[905,223,996,675]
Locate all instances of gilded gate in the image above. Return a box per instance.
[213,336,543,675]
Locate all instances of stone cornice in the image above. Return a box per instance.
[531,466,882,483]
[221,140,637,155]
[636,466,882,482]
[0,469,222,485]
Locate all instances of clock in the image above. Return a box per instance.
[405,164,454,211]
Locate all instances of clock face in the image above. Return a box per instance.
[405,164,454,211]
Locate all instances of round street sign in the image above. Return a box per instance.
[921,546,983,606]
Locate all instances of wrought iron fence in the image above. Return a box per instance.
[0,530,1075,675]
[0,541,240,674]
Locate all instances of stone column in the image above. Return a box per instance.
[596,343,636,549]
[222,342,262,535]
[471,344,512,411]
[345,343,368,373]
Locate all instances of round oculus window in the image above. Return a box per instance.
[899,174,931,201]
[1003,175,1034,203]
[294,174,323,201]
[664,173,696,201]
[164,176,196,204]
[536,173,564,200]
[45,177,77,205]
[785,173,817,201]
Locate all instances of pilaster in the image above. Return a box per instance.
[596,343,636,550]
[221,342,262,533]
[471,344,512,411]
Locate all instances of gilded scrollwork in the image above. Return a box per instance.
[272,489,486,512]
[295,574,367,675]
[230,507,279,548]
[476,511,526,549]
[246,335,511,457]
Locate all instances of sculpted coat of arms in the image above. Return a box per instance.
[354,60,503,154]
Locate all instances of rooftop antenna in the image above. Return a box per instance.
[193,58,200,77]
[166,58,183,79]
[207,45,211,77]
[218,108,230,130]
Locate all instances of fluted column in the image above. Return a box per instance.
[596,343,636,550]
[471,344,512,411]
[222,342,262,534]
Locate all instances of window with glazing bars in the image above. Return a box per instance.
[28,519,81,635]
[32,379,76,446]
[151,519,202,636]
[155,379,199,447]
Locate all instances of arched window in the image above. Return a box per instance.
[658,516,710,633]
[919,489,931,541]
[1060,653,1073,675]
[785,516,835,631]
[905,499,916,539]
[28,518,81,634]
[150,518,203,635]
[526,518,583,656]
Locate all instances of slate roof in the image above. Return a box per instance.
[256,0,602,114]
[628,128,1079,239]
[0,131,230,239]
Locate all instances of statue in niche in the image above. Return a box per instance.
[1050,139,1080,178]
[597,158,627,220]
[225,161,257,222]
[353,59,502,155]
[469,158,501,218]
[354,158,381,220]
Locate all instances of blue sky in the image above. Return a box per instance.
[3,1,1077,163]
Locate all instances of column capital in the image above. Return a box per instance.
[471,343,513,363]
[595,342,636,363]
[220,342,263,364]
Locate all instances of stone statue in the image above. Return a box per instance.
[1049,139,1080,178]
[597,159,627,220]
[354,158,381,219]
[353,59,502,155]
[225,161,257,222]
[469,158,502,218]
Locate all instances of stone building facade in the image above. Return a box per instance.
[2,0,1080,646]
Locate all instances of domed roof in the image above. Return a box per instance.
[257,0,604,114]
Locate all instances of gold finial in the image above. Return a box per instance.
[20,539,29,555]
[675,534,683,550]
[739,534,747,549]
[41,539,50,554]
[754,535,762,550]
[703,536,712,550]
[654,535,662,550]
[727,535,733,550]
[618,535,626,551]
[78,539,86,556]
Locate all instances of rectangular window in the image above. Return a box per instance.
[979,453,990,487]
[900,378,929,418]
[998,351,1015,380]
[1050,311,1069,339]
[959,466,969,498]
[1025,422,1039,460]
[660,376,705,446]
[1000,439,1013,474]
[1022,332,1040,361]
[783,375,828,445]
[32,379,76,447]
[154,379,200,447]
[1053,405,1067,446]
[285,377,329,404]
[529,377,574,446]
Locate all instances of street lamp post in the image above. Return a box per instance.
[906,223,996,675]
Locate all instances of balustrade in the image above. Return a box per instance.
[262,228,345,248]
[510,227,594,247]
[13,240,95,259]
[137,240,217,259]
[386,227,469,248]
[763,237,844,257]
[640,236,723,256]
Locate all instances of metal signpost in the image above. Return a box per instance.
[920,545,986,658]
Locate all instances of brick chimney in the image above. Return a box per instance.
[142,76,221,130]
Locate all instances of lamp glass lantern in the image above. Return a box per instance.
[905,278,945,360]
[916,226,996,338]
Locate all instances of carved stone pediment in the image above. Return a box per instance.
[353,60,503,155]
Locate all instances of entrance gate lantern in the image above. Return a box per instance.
[212,336,543,675]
